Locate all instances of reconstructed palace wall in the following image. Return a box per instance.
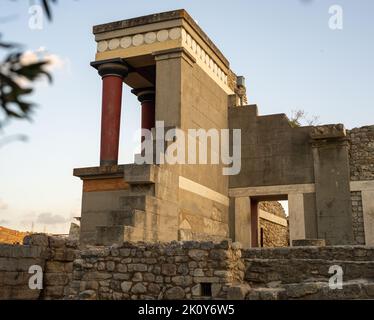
[2,234,374,300]
[348,126,374,182]
[229,105,374,246]
[348,126,374,245]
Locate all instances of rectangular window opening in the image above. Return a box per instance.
[201,283,212,297]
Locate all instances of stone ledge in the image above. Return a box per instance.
[73,165,125,180]
[124,164,158,185]
[310,124,346,140]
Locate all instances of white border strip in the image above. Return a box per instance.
[179,176,229,206]
[229,184,316,198]
[350,181,374,192]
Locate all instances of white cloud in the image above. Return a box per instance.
[0,199,8,210]
[36,212,68,225]
[17,48,71,88]
[43,53,66,72]
[0,219,9,225]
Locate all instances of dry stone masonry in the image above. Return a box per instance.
[2,234,374,300]
[69,240,243,300]
[348,126,374,181]
[350,191,365,245]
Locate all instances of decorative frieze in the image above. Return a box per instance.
[96,27,232,93]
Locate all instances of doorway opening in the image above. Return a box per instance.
[250,197,289,248]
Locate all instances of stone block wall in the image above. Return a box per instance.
[0,243,46,299]
[0,234,79,300]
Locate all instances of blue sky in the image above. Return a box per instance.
[0,0,373,233]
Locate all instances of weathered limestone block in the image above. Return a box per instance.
[79,290,97,300]
[23,234,49,247]
[120,281,132,293]
[188,249,208,261]
[165,286,185,300]
[227,284,251,300]
[45,273,69,286]
[131,283,147,294]
[161,264,177,276]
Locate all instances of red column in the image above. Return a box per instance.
[132,88,156,141]
[91,59,129,166]
[100,76,123,165]
[141,99,155,132]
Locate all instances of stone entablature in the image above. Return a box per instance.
[93,10,235,94]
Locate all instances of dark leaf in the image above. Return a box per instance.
[14,61,52,83]
[41,0,57,21]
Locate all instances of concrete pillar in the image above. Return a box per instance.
[132,88,156,140]
[91,58,129,166]
[362,190,374,245]
[229,197,251,249]
[311,127,354,245]
[288,193,306,244]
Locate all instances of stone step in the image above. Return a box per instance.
[247,279,374,300]
[108,210,146,227]
[242,246,374,261]
[96,225,154,245]
[123,164,158,185]
[96,226,124,246]
[119,195,179,217]
[244,258,374,285]
[123,226,156,242]
[123,225,178,243]
[119,195,156,212]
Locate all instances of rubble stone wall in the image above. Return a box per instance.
[69,241,243,300]
[351,191,365,245]
[0,235,243,300]
[2,235,374,300]
[347,126,374,245]
[259,219,289,248]
[348,126,374,182]
[243,246,374,300]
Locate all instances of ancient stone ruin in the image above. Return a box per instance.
[1,10,374,300]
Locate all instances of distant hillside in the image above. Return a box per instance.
[0,226,30,244]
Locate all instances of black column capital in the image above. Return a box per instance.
[131,87,156,103]
[91,58,129,79]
